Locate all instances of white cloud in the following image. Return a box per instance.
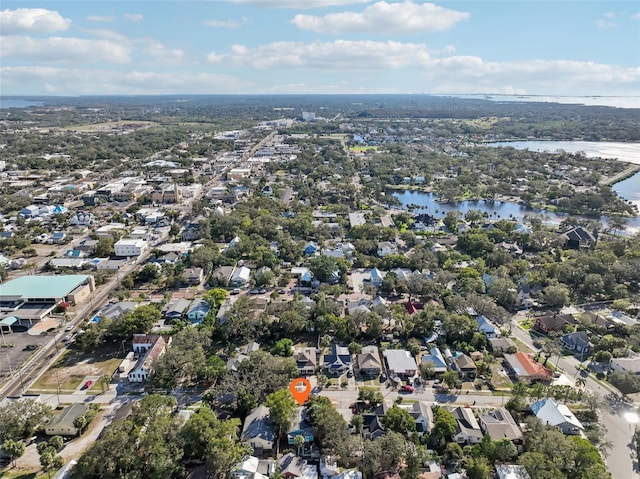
[596,19,616,29]
[0,66,251,95]
[631,12,640,20]
[0,8,70,35]
[228,0,371,8]
[1,35,131,64]
[86,15,115,22]
[144,42,186,64]
[203,17,247,28]
[124,13,143,22]
[208,40,431,69]
[84,28,129,43]
[292,1,469,34]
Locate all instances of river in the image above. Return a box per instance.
[394,140,640,233]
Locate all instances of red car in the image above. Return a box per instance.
[81,380,93,390]
[401,384,414,393]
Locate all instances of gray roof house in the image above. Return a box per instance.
[478,407,523,450]
[559,331,590,356]
[45,403,89,436]
[476,315,499,338]
[530,398,583,435]
[357,346,382,376]
[323,344,351,375]
[164,298,191,321]
[241,405,276,455]
[410,402,434,436]
[450,406,483,445]
[383,349,418,378]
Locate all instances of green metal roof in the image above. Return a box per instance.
[0,275,91,300]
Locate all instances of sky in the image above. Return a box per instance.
[1,0,639,105]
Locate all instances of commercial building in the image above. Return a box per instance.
[114,238,148,257]
[0,275,95,322]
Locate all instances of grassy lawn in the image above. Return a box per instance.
[28,344,123,394]
[514,338,534,354]
[357,378,380,388]
[0,470,46,479]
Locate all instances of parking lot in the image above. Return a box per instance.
[0,328,50,379]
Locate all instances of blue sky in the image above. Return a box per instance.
[1,1,639,104]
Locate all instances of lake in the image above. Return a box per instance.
[0,99,44,109]
[394,140,640,233]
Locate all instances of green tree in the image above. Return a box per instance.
[265,388,298,454]
[382,404,416,435]
[358,387,384,408]
[442,370,460,390]
[305,396,349,455]
[1,439,26,467]
[0,399,53,441]
[181,405,249,477]
[271,338,294,357]
[493,438,518,461]
[431,406,457,446]
[309,255,339,283]
[95,236,114,257]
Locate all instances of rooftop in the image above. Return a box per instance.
[0,275,92,300]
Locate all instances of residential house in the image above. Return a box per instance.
[369,267,385,287]
[560,331,591,358]
[450,406,483,444]
[377,241,398,257]
[187,299,210,324]
[421,347,448,376]
[561,226,596,249]
[476,315,499,338]
[128,335,171,382]
[495,465,530,479]
[478,407,524,452]
[232,456,274,479]
[279,453,318,479]
[230,266,252,286]
[533,312,576,335]
[488,337,517,355]
[383,349,417,379]
[287,408,314,450]
[503,352,552,382]
[241,405,276,456]
[323,344,351,375]
[163,298,191,322]
[453,353,477,380]
[114,238,148,257]
[357,346,382,377]
[410,402,434,436]
[294,348,318,376]
[99,301,138,321]
[530,398,583,435]
[610,356,640,376]
[45,403,89,436]
[185,267,204,285]
[362,413,386,440]
[303,243,319,256]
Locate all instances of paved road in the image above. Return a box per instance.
[511,313,639,479]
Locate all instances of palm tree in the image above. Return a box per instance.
[574,376,586,390]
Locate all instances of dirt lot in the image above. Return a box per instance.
[28,344,123,394]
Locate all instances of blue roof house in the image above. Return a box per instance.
[187,299,211,324]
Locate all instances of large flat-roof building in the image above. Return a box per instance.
[0,274,95,321]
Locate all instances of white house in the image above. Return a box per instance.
[114,238,148,257]
[377,241,398,258]
[610,356,640,376]
[383,349,417,378]
[530,398,583,435]
[230,266,251,286]
[450,406,483,444]
[476,315,499,338]
[128,335,171,382]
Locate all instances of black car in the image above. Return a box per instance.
[24,344,39,351]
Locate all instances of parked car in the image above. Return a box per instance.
[65,325,73,332]
[230,288,241,295]
[249,289,260,295]
[400,384,415,393]
[24,344,39,351]
[81,380,93,390]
